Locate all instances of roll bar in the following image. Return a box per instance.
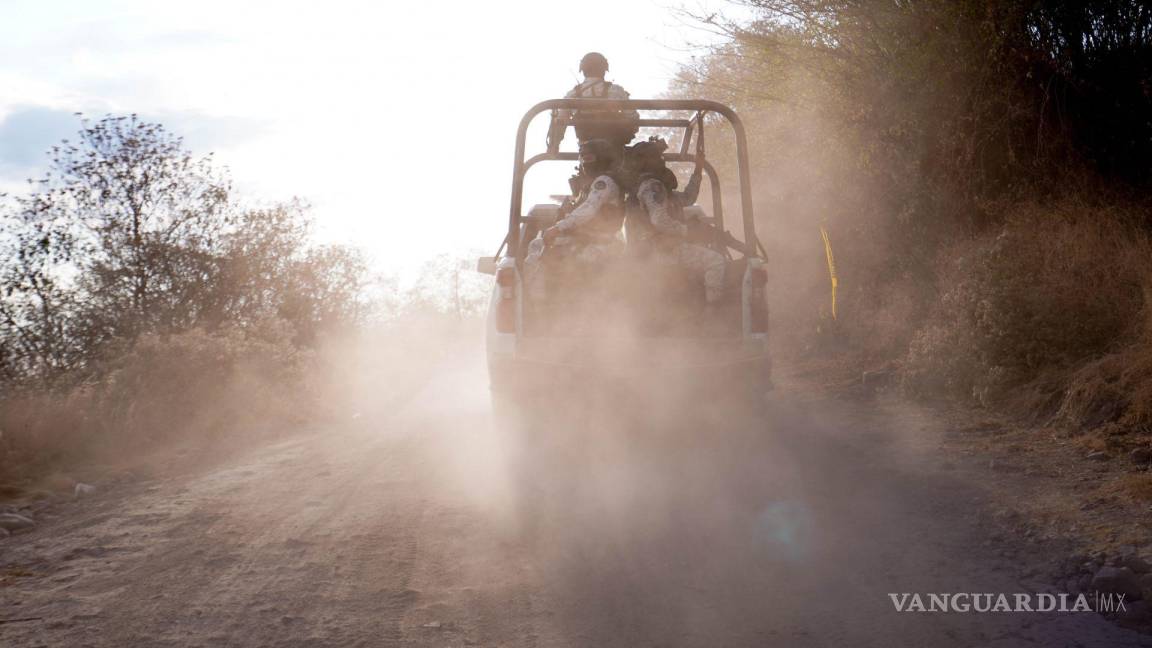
[507,99,761,261]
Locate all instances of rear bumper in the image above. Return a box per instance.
[487,343,772,397]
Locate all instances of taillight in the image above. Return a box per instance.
[495,266,517,334]
[749,264,769,334]
[496,266,516,289]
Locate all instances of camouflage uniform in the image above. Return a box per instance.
[634,176,726,304]
[561,77,633,108]
[556,78,639,148]
[525,174,623,300]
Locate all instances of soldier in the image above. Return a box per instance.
[625,138,727,306]
[547,52,639,152]
[525,139,625,299]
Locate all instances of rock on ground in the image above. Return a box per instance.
[0,513,35,531]
[1092,566,1144,600]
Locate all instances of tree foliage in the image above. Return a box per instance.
[0,115,367,387]
[681,0,1152,219]
[671,1,1152,361]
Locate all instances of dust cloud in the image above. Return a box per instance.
[323,321,1124,646]
[243,264,1139,646]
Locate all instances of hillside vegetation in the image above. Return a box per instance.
[0,116,486,485]
[674,1,1152,440]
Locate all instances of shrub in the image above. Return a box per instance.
[904,200,1151,405]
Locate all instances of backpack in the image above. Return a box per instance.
[570,81,639,147]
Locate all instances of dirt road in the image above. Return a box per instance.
[3,358,1150,647]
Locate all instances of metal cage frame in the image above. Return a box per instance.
[507,98,761,261]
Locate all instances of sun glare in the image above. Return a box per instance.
[0,0,729,276]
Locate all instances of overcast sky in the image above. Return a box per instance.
[1,0,735,273]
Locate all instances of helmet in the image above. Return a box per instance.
[579,52,609,77]
[578,138,619,168]
[628,137,668,161]
[624,138,675,187]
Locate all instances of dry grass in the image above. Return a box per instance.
[0,320,312,486]
[1103,473,1152,503]
[0,311,480,490]
[1059,329,1152,429]
[904,199,1152,427]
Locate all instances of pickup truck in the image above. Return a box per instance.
[478,98,771,410]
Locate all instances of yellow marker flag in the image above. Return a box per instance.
[820,225,838,320]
